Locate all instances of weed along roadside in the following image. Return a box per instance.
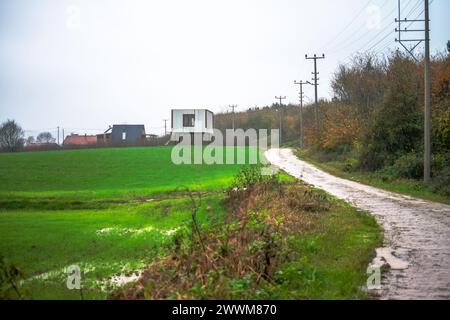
[110,166,382,300]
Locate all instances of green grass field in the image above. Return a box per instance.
[0,195,225,299]
[0,146,254,200]
[0,146,381,300]
[0,146,249,299]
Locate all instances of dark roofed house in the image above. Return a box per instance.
[63,134,97,146]
[111,125,146,145]
[97,126,112,145]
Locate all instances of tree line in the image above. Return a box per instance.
[0,120,57,152]
[214,48,449,194]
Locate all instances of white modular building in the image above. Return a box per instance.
[171,109,214,138]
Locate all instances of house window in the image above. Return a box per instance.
[183,114,195,127]
[122,131,126,140]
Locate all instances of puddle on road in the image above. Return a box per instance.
[371,247,409,270]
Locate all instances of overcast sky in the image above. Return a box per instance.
[0,0,448,136]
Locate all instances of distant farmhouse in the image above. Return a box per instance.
[97,124,146,146]
[171,109,214,141]
[24,124,161,151]
[63,134,97,146]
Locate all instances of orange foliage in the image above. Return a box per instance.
[319,103,361,150]
[432,60,450,103]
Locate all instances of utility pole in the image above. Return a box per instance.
[395,0,431,182]
[305,54,325,130]
[163,119,168,136]
[275,96,286,145]
[424,0,431,183]
[229,105,237,131]
[57,126,60,145]
[294,80,313,149]
[62,128,65,145]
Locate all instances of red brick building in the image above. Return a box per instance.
[63,134,97,146]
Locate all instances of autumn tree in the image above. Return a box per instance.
[331,53,387,121]
[319,102,360,151]
[359,53,422,170]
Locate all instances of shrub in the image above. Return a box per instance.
[390,152,423,179]
[232,165,268,189]
[432,153,450,196]
[432,167,450,196]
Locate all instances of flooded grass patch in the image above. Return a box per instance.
[0,195,226,299]
[111,172,382,300]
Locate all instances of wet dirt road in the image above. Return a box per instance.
[265,148,450,300]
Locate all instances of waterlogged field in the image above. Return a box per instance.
[0,196,226,299]
[0,146,381,300]
[0,146,255,299]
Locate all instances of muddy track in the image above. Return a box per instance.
[265,148,450,300]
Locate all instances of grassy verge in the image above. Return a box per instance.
[112,170,382,300]
[294,149,450,205]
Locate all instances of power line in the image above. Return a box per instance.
[369,0,431,56]
[395,0,432,182]
[318,0,372,52]
[395,0,427,61]
[327,0,388,53]
[162,119,168,136]
[404,0,422,18]
[332,0,434,73]
[327,0,395,55]
[424,0,431,183]
[374,38,396,56]
[305,53,325,129]
[366,27,395,53]
[294,80,313,149]
[339,16,396,66]
[228,105,237,131]
[333,0,420,65]
[405,0,434,29]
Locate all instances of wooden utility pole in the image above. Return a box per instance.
[294,80,312,149]
[229,105,237,131]
[275,96,286,145]
[395,0,431,182]
[305,54,325,130]
[424,0,431,182]
[163,119,168,136]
